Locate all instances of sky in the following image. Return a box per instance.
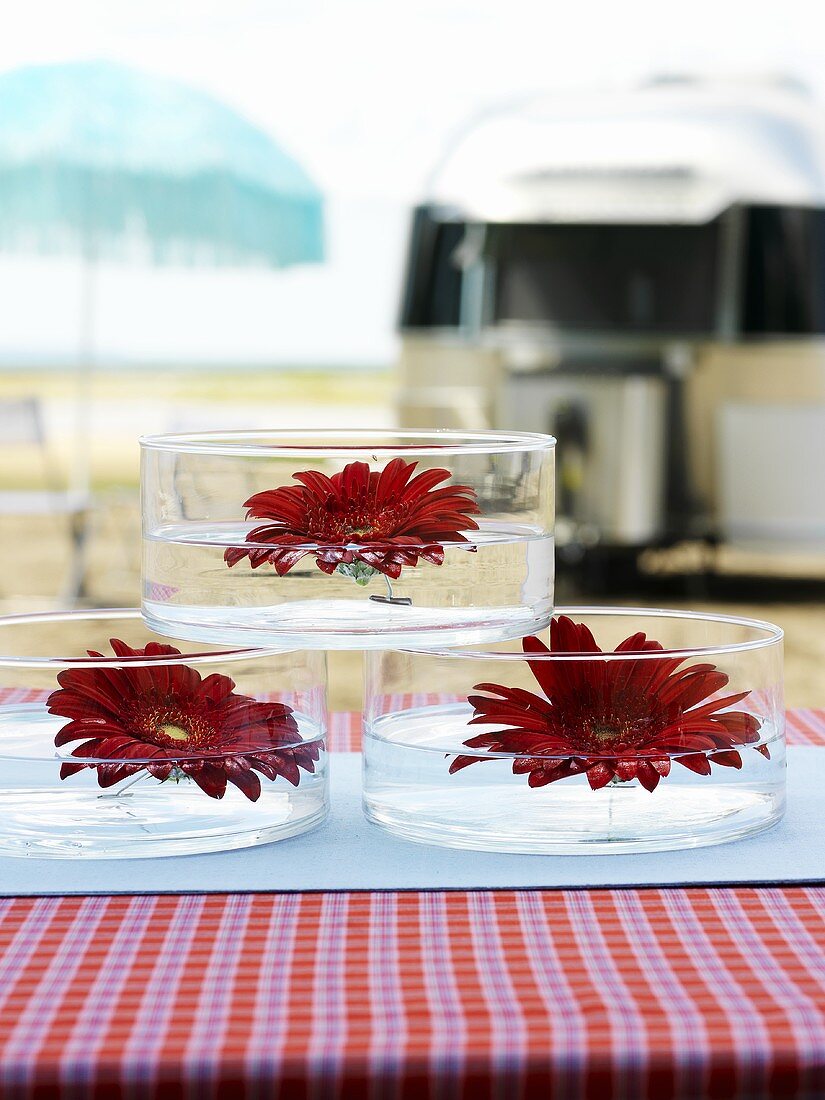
[2,0,825,366]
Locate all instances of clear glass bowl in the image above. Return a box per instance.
[363,608,785,854]
[0,610,328,858]
[140,430,555,649]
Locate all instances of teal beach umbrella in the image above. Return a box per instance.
[0,60,324,267]
[0,61,324,500]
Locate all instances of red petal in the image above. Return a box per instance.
[636,762,662,792]
[95,762,143,787]
[614,759,640,782]
[375,456,416,499]
[709,750,743,769]
[224,759,262,802]
[291,468,338,500]
[448,754,482,774]
[185,762,228,799]
[264,751,301,786]
[527,770,551,787]
[676,753,713,776]
[586,762,615,789]
[60,761,88,779]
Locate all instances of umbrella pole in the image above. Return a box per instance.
[72,245,96,500]
[62,244,97,603]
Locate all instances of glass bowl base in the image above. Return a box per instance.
[0,785,328,859]
[143,599,551,650]
[363,783,785,855]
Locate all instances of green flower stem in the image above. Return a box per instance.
[335,561,381,586]
[162,766,191,785]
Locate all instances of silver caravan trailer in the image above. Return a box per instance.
[397,79,825,575]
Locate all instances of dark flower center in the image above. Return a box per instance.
[589,720,622,742]
[157,723,190,742]
[132,703,217,752]
[581,710,658,752]
[308,498,406,543]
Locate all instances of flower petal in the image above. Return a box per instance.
[586,762,616,789]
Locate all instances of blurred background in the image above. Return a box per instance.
[2,0,825,708]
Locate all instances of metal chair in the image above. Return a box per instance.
[0,397,92,601]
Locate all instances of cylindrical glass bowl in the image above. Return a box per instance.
[363,609,785,854]
[141,430,555,649]
[0,610,328,858]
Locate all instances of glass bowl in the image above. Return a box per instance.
[140,429,555,649]
[363,608,785,854]
[0,610,328,858]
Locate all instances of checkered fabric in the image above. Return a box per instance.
[0,710,823,1100]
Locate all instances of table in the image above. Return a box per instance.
[1,710,824,1100]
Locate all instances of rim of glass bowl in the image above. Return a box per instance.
[0,608,282,668]
[139,428,557,458]
[400,606,784,661]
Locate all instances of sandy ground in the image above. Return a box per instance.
[0,366,823,710]
[0,367,395,490]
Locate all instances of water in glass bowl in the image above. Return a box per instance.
[0,704,328,858]
[143,520,554,648]
[363,703,785,854]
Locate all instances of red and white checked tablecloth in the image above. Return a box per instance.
[0,710,823,1100]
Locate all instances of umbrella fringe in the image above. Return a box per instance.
[0,164,324,268]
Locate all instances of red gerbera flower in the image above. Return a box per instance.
[224,457,480,583]
[450,615,767,792]
[48,639,320,802]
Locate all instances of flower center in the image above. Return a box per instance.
[308,498,406,543]
[158,723,190,742]
[132,704,217,752]
[589,720,621,742]
[581,709,659,753]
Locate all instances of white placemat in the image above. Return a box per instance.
[1,748,820,896]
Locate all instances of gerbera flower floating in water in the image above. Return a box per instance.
[224,457,480,587]
[450,615,767,792]
[48,639,319,801]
